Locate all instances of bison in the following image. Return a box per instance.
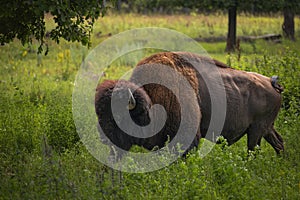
[95,52,284,158]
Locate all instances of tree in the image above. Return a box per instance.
[199,0,299,51]
[0,0,111,54]
[195,0,240,52]
[239,0,299,41]
[225,0,238,52]
[282,0,298,41]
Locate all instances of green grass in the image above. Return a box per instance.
[0,13,299,199]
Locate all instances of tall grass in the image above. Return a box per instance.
[93,13,300,40]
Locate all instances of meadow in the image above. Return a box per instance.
[0,13,299,199]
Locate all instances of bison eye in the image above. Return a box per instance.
[127,88,136,110]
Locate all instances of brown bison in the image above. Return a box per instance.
[95,52,284,158]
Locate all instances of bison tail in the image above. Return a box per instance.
[271,75,284,93]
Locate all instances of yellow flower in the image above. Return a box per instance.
[57,52,64,62]
[58,52,64,59]
[22,50,27,57]
[65,49,70,60]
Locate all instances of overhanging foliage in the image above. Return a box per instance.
[0,0,111,54]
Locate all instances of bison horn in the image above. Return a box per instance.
[127,88,136,110]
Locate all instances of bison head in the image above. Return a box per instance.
[95,80,152,151]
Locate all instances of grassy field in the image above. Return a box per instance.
[0,13,299,199]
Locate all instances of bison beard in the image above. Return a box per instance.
[95,52,284,159]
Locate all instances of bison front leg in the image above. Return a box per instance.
[263,126,284,154]
[182,134,201,157]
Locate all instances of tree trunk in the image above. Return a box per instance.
[116,0,122,11]
[282,8,295,41]
[225,3,237,52]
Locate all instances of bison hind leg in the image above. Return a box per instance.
[247,124,264,152]
[263,127,284,154]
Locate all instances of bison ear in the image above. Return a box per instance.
[127,88,136,110]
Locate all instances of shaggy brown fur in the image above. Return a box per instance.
[95,80,153,152]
